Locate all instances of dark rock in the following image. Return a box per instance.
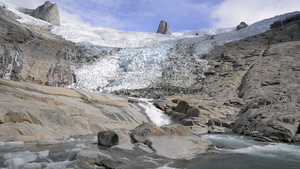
[98,130,119,146]
[270,13,300,29]
[170,112,186,122]
[156,20,172,35]
[186,107,200,117]
[175,101,189,113]
[236,22,248,30]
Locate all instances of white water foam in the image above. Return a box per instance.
[137,98,171,126]
[232,143,300,159]
[201,134,261,149]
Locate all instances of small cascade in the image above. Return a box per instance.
[137,98,171,126]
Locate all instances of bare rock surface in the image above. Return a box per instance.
[147,136,212,160]
[0,79,148,142]
[131,123,211,159]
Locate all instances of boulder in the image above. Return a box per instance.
[186,106,201,117]
[156,20,172,35]
[236,22,248,30]
[98,130,119,146]
[131,123,191,143]
[175,100,189,113]
[132,123,164,143]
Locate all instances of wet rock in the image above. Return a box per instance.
[76,150,112,165]
[146,136,212,159]
[153,101,167,111]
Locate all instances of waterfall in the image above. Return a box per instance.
[137,98,171,126]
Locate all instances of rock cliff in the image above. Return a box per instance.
[18,1,60,26]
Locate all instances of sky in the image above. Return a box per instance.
[1,0,300,32]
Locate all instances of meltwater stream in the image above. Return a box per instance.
[166,134,300,169]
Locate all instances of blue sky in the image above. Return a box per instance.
[2,0,300,32]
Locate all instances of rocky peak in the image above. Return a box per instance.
[156,20,172,35]
[31,1,60,26]
[19,1,60,26]
[236,22,248,30]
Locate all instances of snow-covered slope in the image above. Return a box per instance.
[2,1,299,93]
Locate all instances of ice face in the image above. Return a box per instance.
[72,45,174,93]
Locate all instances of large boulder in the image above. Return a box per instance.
[156,20,172,35]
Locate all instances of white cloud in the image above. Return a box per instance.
[211,0,300,28]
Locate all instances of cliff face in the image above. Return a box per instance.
[0,6,74,87]
[169,20,300,142]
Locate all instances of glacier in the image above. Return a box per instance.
[2,1,300,94]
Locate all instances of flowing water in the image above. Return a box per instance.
[165,134,300,169]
